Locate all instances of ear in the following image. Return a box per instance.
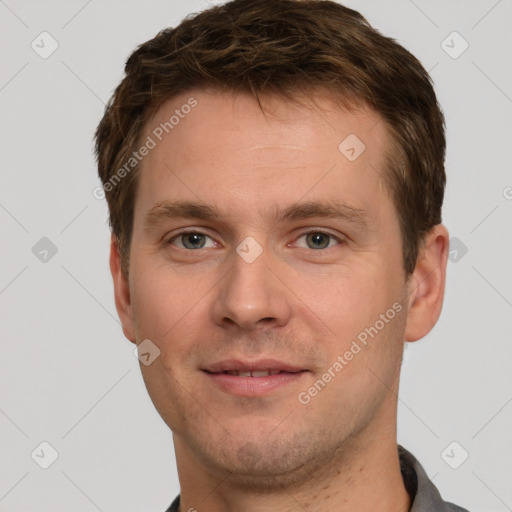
[110,233,136,343]
[404,224,449,342]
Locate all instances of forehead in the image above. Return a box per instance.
[145,88,387,155]
[134,88,394,226]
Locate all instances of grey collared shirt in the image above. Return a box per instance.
[398,446,469,512]
[164,445,470,512]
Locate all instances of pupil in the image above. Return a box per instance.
[184,233,205,249]
[307,232,329,249]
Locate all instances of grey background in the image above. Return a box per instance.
[1,0,511,510]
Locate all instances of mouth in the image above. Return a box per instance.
[215,369,287,377]
[203,358,306,373]
[202,359,308,396]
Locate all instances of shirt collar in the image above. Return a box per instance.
[398,445,468,512]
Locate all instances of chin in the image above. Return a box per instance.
[189,429,331,491]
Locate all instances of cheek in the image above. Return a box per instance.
[305,261,405,365]
[309,263,393,324]
[130,264,205,344]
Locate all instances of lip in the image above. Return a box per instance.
[203,358,306,373]
[202,359,308,397]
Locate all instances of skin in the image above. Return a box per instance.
[110,88,449,512]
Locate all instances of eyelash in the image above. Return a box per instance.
[166,230,217,249]
[165,229,344,250]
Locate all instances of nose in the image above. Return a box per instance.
[212,243,292,331]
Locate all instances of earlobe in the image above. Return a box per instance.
[109,234,136,343]
[404,224,449,343]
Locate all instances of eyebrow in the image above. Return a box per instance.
[143,200,370,231]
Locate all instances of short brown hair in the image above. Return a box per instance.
[95,0,446,277]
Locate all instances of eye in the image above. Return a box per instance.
[295,231,341,250]
[168,232,216,250]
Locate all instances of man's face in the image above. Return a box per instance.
[117,89,412,485]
